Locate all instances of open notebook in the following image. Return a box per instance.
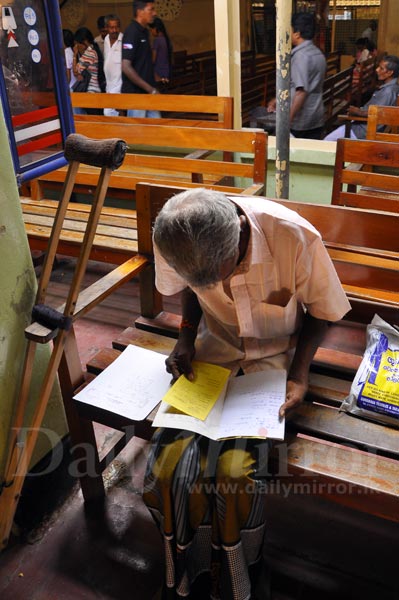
[74,344,286,440]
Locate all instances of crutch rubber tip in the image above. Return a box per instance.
[31,304,72,331]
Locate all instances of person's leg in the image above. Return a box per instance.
[146,109,162,118]
[127,108,146,118]
[323,124,358,141]
[126,109,162,118]
[144,429,211,598]
[212,438,270,600]
[143,429,270,600]
[73,106,86,115]
[290,126,324,139]
[104,108,119,116]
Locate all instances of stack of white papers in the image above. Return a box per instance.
[74,345,286,440]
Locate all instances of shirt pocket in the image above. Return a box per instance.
[254,293,300,339]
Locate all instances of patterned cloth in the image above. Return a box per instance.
[143,428,271,599]
[76,45,101,93]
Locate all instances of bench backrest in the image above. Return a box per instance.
[326,50,341,76]
[366,105,399,141]
[352,56,377,105]
[71,93,233,128]
[332,137,399,212]
[74,120,266,183]
[323,66,354,131]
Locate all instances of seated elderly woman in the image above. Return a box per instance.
[143,188,350,599]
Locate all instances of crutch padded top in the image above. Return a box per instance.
[32,304,72,331]
[64,133,127,170]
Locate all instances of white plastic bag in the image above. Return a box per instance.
[341,314,399,427]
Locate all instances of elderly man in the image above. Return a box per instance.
[324,55,399,141]
[143,189,350,599]
[103,14,123,116]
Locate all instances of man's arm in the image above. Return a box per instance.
[279,312,329,418]
[122,58,158,94]
[165,287,203,381]
[348,105,368,117]
[268,86,307,122]
[290,88,307,122]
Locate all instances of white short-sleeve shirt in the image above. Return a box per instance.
[154,196,351,369]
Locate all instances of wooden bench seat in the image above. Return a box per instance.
[21,197,137,264]
[81,325,399,523]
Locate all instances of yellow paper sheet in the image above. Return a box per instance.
[162,361,231,420]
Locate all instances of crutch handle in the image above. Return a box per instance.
[32,304,72,331]
[64,133,127,170]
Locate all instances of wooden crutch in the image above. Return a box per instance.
[0,134,127,550]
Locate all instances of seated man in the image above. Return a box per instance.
[143,188,350,599]
[324,55,399,141]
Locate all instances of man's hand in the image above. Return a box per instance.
[279,378,308,419]
[165,338,196,382]
[348,105,366,117]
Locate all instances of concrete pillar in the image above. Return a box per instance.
[0,103,66,481]
[378,0,399,56]
[214,0,242,128]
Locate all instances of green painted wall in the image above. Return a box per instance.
[266,137,337,204]
[0,105,67,481]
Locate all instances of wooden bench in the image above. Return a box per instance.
[323,66,354,134]
[71,92,233,128]
[21,125,267,263]
[250,65,355,134]
[28,122,266,200]
[337,100,399,140]
[326,50,341,77]
[331,137,399,212]
[366,104,399,140]
[132,183,399,336]
[64,182,399,527]
[351,55,377,106]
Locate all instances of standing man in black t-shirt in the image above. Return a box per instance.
[122,0,161,117]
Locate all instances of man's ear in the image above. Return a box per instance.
[292,30,301,44]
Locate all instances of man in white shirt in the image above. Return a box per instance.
[103,14,123,116]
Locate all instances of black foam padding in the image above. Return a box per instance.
[64,133,127,170]
[32,304,72,331]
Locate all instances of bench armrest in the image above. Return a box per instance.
[26,255,149,343]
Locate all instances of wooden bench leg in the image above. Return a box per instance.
[58,329,105,503]
[30,179,44,201]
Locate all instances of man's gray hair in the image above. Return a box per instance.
[383,55,399,78]
[105,14,120,25]
[153,188,241,288]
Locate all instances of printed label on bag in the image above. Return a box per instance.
[357,332,399,416]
